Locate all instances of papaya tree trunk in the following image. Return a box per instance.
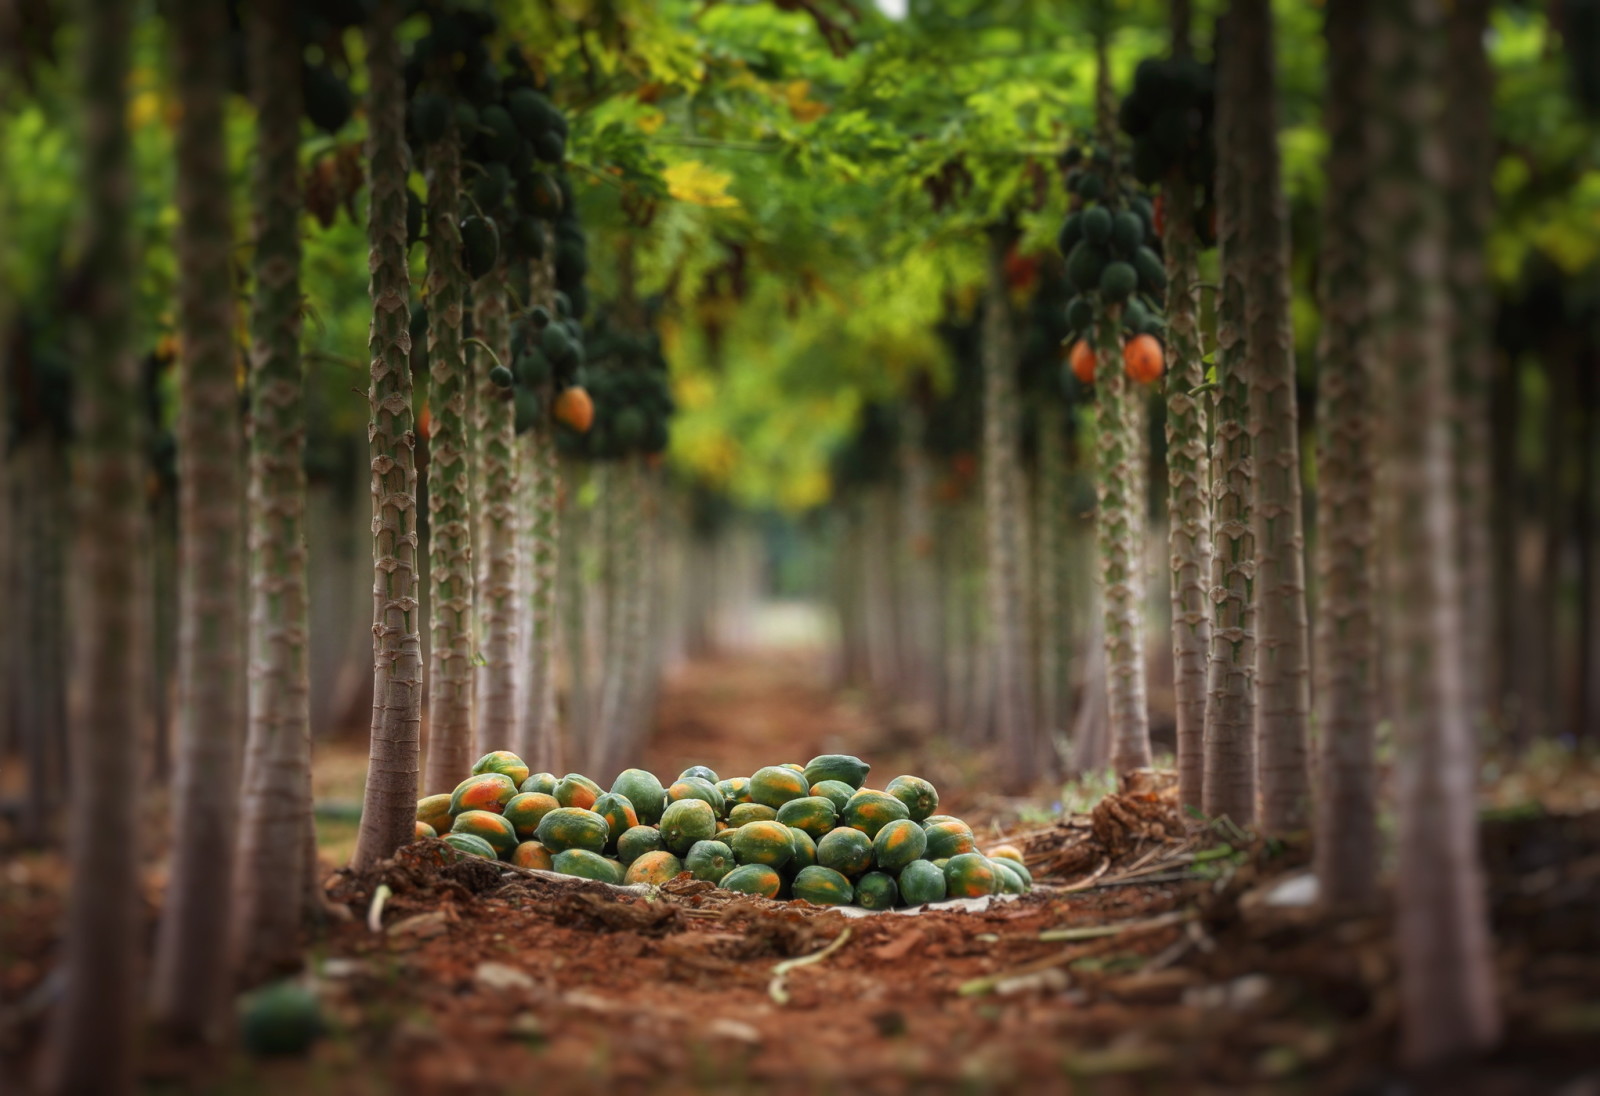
[474,268,518,755]
[982,231,1038,790]
[1093,303,1153,776]
[1034,402,1070,745]
[1371,0,1501,1064]
[1228,0,1313,834]
[1162,167,1211,814]
[1445,0,1495,737]
[14,436,69,847]
[1311,0,1380,910]
[1204,12,1258,825]
[152,0,246,1041]
[350,0,422,872]
[515,241,562,771]
[562,456,594,750]
[900,401,938,714]
[421,122,475,795]
[233,0,314,982]
[597,459,641,774]
[42,0,144,1087]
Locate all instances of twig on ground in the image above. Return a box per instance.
[769,927,853,1005]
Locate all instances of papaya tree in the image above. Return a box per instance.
[474,256,518,755]
[412,56,475,797]
[350,0,422,872]
[1370,0,1501,1064]
[1311,0,1379,909]
[1230,0,1312,834]
[151,0,246,1041]
[232,0,318,980]
[1203,9,1257,825]
[42,0,145,1087]
[1057,23,1161,778]
[1445,0,1495,735]
[1118,4,1217,813]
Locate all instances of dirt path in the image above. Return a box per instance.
[645,648,879,784]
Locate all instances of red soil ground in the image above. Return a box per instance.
[2,648,1598,1094]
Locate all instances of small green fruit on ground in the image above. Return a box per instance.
[553,773,602,810]
[679,764,720,783]
[239,981,322,1058]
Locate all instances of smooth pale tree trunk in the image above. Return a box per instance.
[1312,0,1380,910]
[41,0,143,1088]
[1163,167,1211,814]
[350,0,422,872]
[1371,0,1501,1065]
[562,457,594,750]
[900,403,938,714]
[1445,0,1496,739]
[152,0,246,1041]
[597,459,641,774]
[515,243,562,771]
[1229,0,1312,833]
[422,124,475,795]
[982,232,1038,790]
[14,437,69,847]
[1034,403,1071,746]
[233,0,314,982]
[1204,13,1257,825]
[474,269,518,755]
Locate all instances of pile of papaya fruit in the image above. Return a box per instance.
[417,752,1034,909]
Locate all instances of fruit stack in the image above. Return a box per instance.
[417,752,1033,910]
